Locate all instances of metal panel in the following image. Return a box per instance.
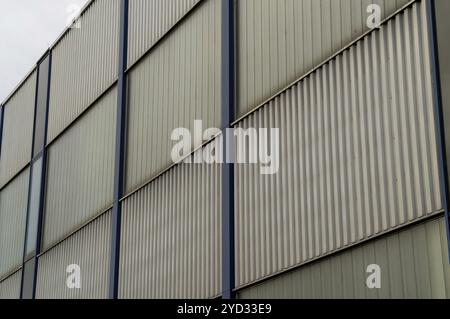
[237,0,412,116]
[237,216,450,299]
[21,258,37,299]
[125,0,221,193]
[36,211,111,299]
[0,270,22,299]
[126,0,221,192]
[119,143,222,299]
[0,72,36,188]
[235,1,443,288]
[128,0,202,67]
[0,168,29,278]
[43,87,116,250]
[47,0,120,143]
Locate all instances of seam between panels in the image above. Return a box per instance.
[36,206,113,260]
[0,267,23,284]
[0,163,31,193]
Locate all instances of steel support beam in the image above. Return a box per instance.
[0,105,4,159]
[221,0,236,299]
[426,0,450,262]
[20,51,52,299]
[109,0,129,299]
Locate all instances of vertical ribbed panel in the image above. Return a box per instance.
[237,216,450,299]
[0,270,22,299]
[36,211,111,299]
[0,168,29,278]
[128,0,202,66]
[0,71,36,187]
[43,87,116,250]
[47,0,119,143]
[237,0,412,116]
[119,143,222,299]
[125,0,221,193]
[235,1,442,288]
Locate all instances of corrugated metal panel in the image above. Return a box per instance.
[237,0,412,116]
[125,0,221,194]
[235,1,442,288]
[47,0,120,143]
[119,143,222,299]
[128,0,202,67]
[0,270,22,299]
[43,87,116,250]
[237,216,450,299]
[0,71,36,188]
[36,211,111,299]
[0,168,29,278]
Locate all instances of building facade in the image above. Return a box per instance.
[0,0,450,299]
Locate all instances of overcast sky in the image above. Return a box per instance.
[0,0,89,102]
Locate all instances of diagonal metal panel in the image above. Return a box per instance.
[0,168,29,278]
[127,0,202,67]
[0,270,22,299]
[0,72,36,188]
[36,211,112,299]
[119,143,222,299]
[235,0,443,288]
[43,87,117,250]
[125,0,221,194]
[47,0,120,143]
[237,216,450,299]
[237,0,412,116]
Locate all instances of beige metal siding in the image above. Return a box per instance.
[0,72,36,187]
[43,87,116,250]
[125,0,221,194]
[0,270,22,299]
[237,0,412,116]
[237,216,450,299]
[0,168,29,278]
[47,0,120,143]
[235,1,442,288]
[36,211,111,299]
[119,143,221,299]
[128,0,202,66]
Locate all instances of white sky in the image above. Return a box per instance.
[0,0,89,102]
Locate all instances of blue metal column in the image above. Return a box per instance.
[426,0,450,262]
[20,51,52,299]
[109,0,129,299]
[0,105,4,158]
[221,0,236,299]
